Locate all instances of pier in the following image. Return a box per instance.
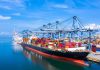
[87,51,100,63]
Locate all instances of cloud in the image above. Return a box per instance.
[0,15,11,20]
[0,5,11,10]
[0,0,25,10]
[72,0,100,9]
[84,23,100,29]
[0,32,11,36]
[0,0,22,4]
[51,4,68,9]
[12,13,21,16]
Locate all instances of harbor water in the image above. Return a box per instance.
[0,36,100,70]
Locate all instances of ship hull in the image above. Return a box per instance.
[21,43,89,60]
[21,43,89,66]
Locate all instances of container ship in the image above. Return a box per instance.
[20,36,89,66]
[19,16,100,66]
[20,37,89,59]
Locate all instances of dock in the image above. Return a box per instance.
[87,51,100,63]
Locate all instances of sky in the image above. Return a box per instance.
[0,0,100,36]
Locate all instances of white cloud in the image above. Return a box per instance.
[0,15,11,20]
[0,0,25,9]
[0,0,22,4]
[84,23,100,30]
[0,5,11,10]
[0,32,11,36]
[51,4,68,9]
[12,13,21,16]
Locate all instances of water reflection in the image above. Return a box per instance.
[1,36,100,70]
[12,42,23,52]
[22,47,85,70]
[11,36,100,70]
[11,42,100,70]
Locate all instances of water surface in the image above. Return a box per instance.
[0,36,100,70]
